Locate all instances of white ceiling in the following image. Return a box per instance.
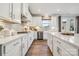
[29,3,79,16]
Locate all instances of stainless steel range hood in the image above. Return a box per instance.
[21,14,31,23]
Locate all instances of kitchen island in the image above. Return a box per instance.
[47,31,79,56]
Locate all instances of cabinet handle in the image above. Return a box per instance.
[13,42,19,46]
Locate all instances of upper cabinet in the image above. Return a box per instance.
[0,3,21,24]
[0,3,11,20]
[21,3,32,22]
[60,16,75,33]
[12,3,21,23]
[0,3,32,24]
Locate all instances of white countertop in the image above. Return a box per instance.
[1,31,79,49]
[48,31,79,49]
[0,34,27,45]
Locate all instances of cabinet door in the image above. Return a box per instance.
[4,39,21,56]
[53,36,58,56]
[62,50,72,56]
[27,32,34,50]
[22,3,32,21]
[0,3,10,19]
[28,33,32,49]
[12,3,21,23]
[27,33,30,49]
[33,32,37,40]
[47,33,53,52]
[22,3,28,16]
[21,35,28,56]
[43,31,47,40]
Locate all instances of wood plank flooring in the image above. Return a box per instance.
[26,40,53,56]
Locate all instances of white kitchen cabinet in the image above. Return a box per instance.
[22,3,28,16]
[27,32,34,49]
[62,49,72,56]
[21,34,28,56]
[22,3,32,22]
[12,3,21,23]
[53,36,71,56]
[0,3,21,23]
[3,39,21,56]
[47,33,53,53]
[25,4,32,22]
[0,33,34,56]
[61,40,78,56]
[53,36,59,56]
[0,3,11,19]
[53,35,78,56]
[21,32,34,56]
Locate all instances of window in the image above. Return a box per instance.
[42,20,51,30]
[42,20,50,27]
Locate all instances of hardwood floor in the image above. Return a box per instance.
[26,40,53,56]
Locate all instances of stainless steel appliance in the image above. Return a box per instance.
[37,31,43,40]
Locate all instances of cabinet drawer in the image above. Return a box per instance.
[4,39,21,55]
[61,41,78,56]
[53,36,78,56]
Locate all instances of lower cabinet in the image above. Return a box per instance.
[21,34,28,56]
[21,32,34,56]
[0,32,34,56]
[3,38,21,56]
[47,33,53,53]
[53,36,79,56]
[27,32,34,49]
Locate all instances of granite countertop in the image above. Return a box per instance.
[48,31,79,49]
[0,34,27,45]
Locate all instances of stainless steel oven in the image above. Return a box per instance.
[37,31,43,40]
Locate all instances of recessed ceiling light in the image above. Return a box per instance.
[38,9,41,12]
[57,9,60,12]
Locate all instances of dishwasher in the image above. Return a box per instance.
[37,31,43,40]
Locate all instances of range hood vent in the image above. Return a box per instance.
[42,16,51,20]
[21,14,31,23]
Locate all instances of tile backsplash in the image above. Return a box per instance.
[0,21,22,32]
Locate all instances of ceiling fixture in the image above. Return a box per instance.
[42,14,51,20]
[38,9,41,12]
[57,9,61,12]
